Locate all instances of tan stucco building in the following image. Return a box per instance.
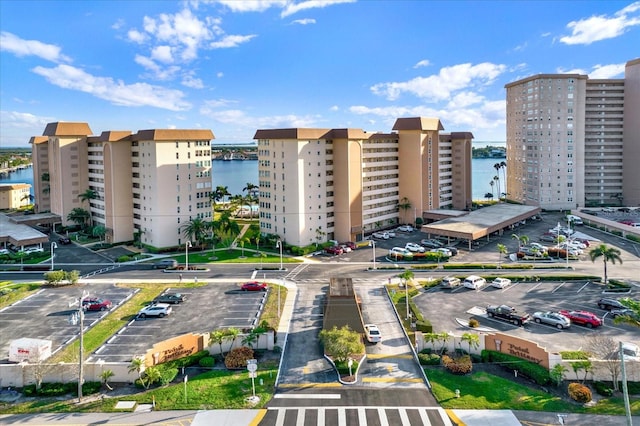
[0,183,32,210]
[505,58,640,210]
[254,117,473,246]
[30,122,214,249]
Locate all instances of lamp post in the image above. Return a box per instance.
[185,241,192,272]
[566,216,571,269]
[276,239,283,271]
[76,291,89,402]
[50,242,57,271]
[370,240,376,270]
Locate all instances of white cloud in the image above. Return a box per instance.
[200,102,318,129]
[413,59,430,69]
[216,72,224,78]
[559,1,640,45]
[32,64,191,111]
[0,31,71,63]
[556,67,587,75]
[151,45,174,63]
[215,0,287,13]
[182,74,204,89]
[135,55,180,80]
[127,29,148,44]
[589,63,626,79]
[281,0,356,18]
[330,105,339,111]
[371,62,506,101]
[0,110,55,145]
[292,18,316,25]
[210,34,257,49]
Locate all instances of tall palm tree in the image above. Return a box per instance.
[493,175,500,202]
[499,161,507,199]
[497,243,507,268]
[460,332,480,354]
[67,207,90,229]
[78,189,97,227]
[511,233,529,252]
[589,244,623,284]
[181,217,210,249]
[485,192,494,202]
[398,197,412,224]
[489,180,495,198]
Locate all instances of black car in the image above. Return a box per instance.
[58,237,71,245]
[152,293,185,304]
[445,246,458,256]
[597,298,626,311]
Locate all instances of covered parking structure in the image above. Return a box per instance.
[0,213,57,249]
[420,204,542,250]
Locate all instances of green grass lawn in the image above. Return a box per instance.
[426,367,640,415]
[0,282,42,309]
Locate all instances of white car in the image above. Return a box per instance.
[430,247,452,257]
[621,342,640,361]
[492,277,512,288]
[339,244,352,253]
[0,248,10,255]
[463,275,486,290]
[137,303,172,319]
[528,243,548,251]
[386,230,396,238]
[405,242,425,253]
[364,324,381,343]
[389,247,413,257]
[397,225,414,232]
[20,246,44,254]
[372,232,389,240]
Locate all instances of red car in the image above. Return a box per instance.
[324,246,344,256]
[241,281,268,291]
[559,310,602,328]
[82,298,112,311]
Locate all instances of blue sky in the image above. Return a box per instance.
[1,1,638,147]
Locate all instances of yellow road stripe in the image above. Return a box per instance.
[361,377,423,383]
[366,354,413,359]
[248,409,268,426]
[445,409,466,426]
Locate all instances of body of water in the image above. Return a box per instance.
[1,158,506,203]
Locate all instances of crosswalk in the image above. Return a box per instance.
[259,406,453,426]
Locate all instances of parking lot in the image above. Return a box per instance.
[0,283,135,363]
[90,283,268,363]
[415,280,640,352]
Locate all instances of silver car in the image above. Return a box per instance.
[532,311,570,329]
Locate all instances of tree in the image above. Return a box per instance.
[100,369,115,391]
[181,217,210,250]
[128,357,145,381]
[511,233,529,252]
[224,327,240,352]
[550,363,568,387]
[67,208,90,228]
[493,174,500,202]
[398,197,412,224]
[65,270,80,285]
[484,192,494,202]
[584,334,622,391]
[497,243,507,268]
[437,332,451,355]
[92,225,106,243]
[489,180,495,198]
[212,185,231,205]
[241,329,261,349]
[589,244,622,284]
[78,189,98,227]
[494,162,502,200]
[314,227,326,248]
[141,366,162,389]
[319,325,365,364]
[499,161,507,199]
[460,332,480,354]
[210,330,226,358]
[238,236,250,257]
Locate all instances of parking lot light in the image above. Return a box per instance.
[370,240,376,270]
[50,242,57,271]
[276,239,283,271]
[185,241,192,272]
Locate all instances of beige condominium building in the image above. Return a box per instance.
[254,117,473,247]
[30,122,214,249]
[0,183,32,210]
[505,58,640,210]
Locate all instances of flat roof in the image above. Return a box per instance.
[421,204,541,241]
[0,213,51,246]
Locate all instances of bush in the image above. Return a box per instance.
[442,354,473,375]
[481,350,550,385]
[167,350,209,368]
[594,381,613,397]
[23,381,101,397]
[468,318,479,328]
[224,346,254,369]
[199,356,215,368]
[158,365,179,385]
[568,382,592,403]
[418,353,441,365]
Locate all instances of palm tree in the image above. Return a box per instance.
[511,233,529,252]
[100,369,115,391]
[238,236,250,257]
[489,180,495,198]
[210,330,226,358]
[589,244,623,284]
[78,189,98,227]
[493,175,500,202]
[499,161,507,199]
[460,332,480,354]
[493,163,502,200]
[224,327,240,352]
[212,185,231,206]
[398,197,412,224]
[484,192,494,202]
[67,207,90,229]
[181,217,210,249]
[497,243,507,268]
[128,357,144,381]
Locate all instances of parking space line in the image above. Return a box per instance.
[551,282,565,293]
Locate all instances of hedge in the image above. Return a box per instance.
[23,381,101,397]
[480,349,550,385]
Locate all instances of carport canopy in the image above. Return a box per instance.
[420,204,542,249]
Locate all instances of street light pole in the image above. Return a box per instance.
[276,239,283,271]
[370,240,376,270]
[50,242,57,271]
[185,241,192,271]
[77,291,88,402]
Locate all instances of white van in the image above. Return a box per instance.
[463,275,486,290]
[567,215,583,225]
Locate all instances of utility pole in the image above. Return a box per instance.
[619,341,633,426]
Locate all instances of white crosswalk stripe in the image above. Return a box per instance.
[266,406,448,426]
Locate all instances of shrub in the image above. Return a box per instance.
[481,350,550,385]
[594,381,613,397]
[167,350,209,368]
[224,346,255,369]
[158,365,178,385]
[560,350,590,360]
[442,354,473,375]
[199,356,215,368]
[418,353,441,365]
[568,382,592,403]
[468,318,479,328]
[23,381,101,397]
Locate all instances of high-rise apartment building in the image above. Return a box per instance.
[30,122,214,249]
[505,58,640,210]
[254,117,473,246]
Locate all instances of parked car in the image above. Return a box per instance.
[491,277,511,288]
[486,304,530,326]
[532,311,571,329]
[420,239,443,248]
[339,244,352,253]
[241,281,268,291]
[610,308,640,322]
[445,246,458,256]
[463,275,486,290]
[597,298,627,311]
[137,303,172,318]
[389,247,413,258]
[581,210,598,216]
[440,276,461,288]
[20,246,44,254]
[386,230,396,238]
[405,242,425,253]
[539,233,558,243]
[372,232,390,240]
[341,241,356,250]
[619,207,632,213]
[82,298,112,311]
[558,310,603,328]
[0,248,10,255]
[364,324,381,343]
[152,293,185,304]
[58,237,71,245]
[602,207,615,213]
[324,246,344,256]
[153,259,178,269]
[621,342,640,361]
[397,225,415,232]
[430,247,452,257]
